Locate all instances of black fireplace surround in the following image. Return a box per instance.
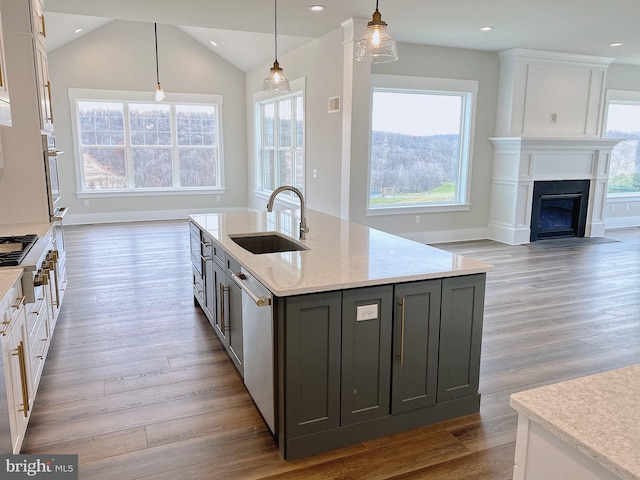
[530,180,590,242]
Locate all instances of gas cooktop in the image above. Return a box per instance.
[0,234,39,267]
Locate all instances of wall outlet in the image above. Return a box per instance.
[356,304,378,321]
[216,195,221,202]
[611,204,615,212]
[550,113,558,123]
[415,215,420,224]
[83,200,90,207]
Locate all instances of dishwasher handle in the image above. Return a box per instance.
[231,273,272,307]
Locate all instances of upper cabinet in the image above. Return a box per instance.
[30,0,46,47]
[34,41,53,132]
[0,11,12,127]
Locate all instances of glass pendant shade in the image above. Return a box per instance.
[354,5,398,63]
[155,83,165,102]
[263,60,290,92]
[263,0,290,92]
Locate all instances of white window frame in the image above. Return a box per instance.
[69,88,225,198]
[603,89,640,201]
[253,77,305,208]
[366,74,477,216]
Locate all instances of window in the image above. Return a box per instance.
[368,75,477,213]
[604,97,640,196]
[70,89,223,194]
[254,79,304,200]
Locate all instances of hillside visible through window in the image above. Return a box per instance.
[605,103,640,195]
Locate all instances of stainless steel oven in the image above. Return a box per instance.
[42,134,68,251]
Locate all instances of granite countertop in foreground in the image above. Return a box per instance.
[0,269,23,305]
[190,209,493,297]
[511,364,640,480]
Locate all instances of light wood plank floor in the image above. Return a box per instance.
[21,222,640,479]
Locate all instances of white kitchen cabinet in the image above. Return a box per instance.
[34,40,53,132]
[0,0,56,223]
[1,277,33,454]
[513,416,621,480]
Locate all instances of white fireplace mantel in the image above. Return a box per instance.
[488,137,622,244]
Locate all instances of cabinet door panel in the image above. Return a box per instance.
[391,280,441,414]
[437,274,485,402]
[285,292,341,438]
[226,278,243,375]
[341,286,392,425]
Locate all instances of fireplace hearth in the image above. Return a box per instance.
[530,180,590,241]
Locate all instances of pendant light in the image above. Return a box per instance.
[154,23,165,102]
[354,0,398,63]
[263,0,290,92]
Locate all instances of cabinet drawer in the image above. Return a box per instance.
[212,242,225,268]
[26,284,47,339]
[1,281,25,340]
[226,256,241,276]
[29,299,49,392]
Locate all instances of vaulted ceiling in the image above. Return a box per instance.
[44,0,640,71]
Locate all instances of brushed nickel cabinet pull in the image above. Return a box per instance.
[400,298,406,366]
[219,283,229,332]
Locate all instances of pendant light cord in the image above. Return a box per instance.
[274,0,278,62]
[154,23,160,85]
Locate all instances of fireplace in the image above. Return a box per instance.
[530,180,590,241]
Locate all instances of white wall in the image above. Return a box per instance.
[49,20,248,224]
[246,31,499,242]
[246,26,345,218]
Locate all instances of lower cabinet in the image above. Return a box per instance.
[279,274,486,459]
[437,275,485,403]
[391,280,440,414]
[1,279,33,454]
[192,227,243,377]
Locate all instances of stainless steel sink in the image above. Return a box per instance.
[229,233,308,254]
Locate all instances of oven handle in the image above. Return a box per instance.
[231,273,272,307]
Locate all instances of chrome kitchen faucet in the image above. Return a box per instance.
[266,186,309,240]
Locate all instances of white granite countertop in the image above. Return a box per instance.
[511,364,640,480]
[0,222,53,238]
[190,209,492,297]
[0,269,23,304]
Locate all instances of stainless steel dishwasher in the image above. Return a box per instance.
[232,268,275,433]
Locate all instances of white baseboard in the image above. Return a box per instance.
[399,227,490,244]
[63,207,249,225]
[605,216,640,229]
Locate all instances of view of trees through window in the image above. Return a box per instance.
[77,100,220,191]
[605,103,640,195]
[258,93,304,196]
[369,90,469,209]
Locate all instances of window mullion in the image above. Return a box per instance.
[123,102,135,189]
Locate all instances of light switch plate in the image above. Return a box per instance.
[356,304,378,321]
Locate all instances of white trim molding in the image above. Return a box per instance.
[488,137,622,244]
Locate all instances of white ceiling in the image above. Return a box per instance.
[43,0,640,72]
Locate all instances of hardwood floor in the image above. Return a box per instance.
[21,221,640,479]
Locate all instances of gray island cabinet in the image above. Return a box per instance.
[189,210,492,460]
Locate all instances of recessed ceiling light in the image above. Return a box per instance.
[73,27,83,34]
[309,5,326,12]
[209,40,218,47]
[479,26,494,32]
[610,42,624,47]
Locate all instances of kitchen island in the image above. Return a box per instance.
[511,364,640,480]
[189,209,492,459]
